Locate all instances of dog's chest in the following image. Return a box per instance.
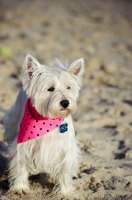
[26,125,73,174]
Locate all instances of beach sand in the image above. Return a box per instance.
[0,0,132,199]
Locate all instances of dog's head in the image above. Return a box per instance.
[22,54,84,118]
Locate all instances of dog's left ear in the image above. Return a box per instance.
[68,58,84,86]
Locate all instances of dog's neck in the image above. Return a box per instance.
[28,99,60,120]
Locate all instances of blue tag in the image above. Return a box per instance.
[60,123,68,133]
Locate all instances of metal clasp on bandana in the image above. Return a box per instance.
[60,123,68,133]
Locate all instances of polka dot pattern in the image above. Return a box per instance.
[17,99,64,144]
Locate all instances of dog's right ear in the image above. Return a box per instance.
[22,54,41,92]
[22,54,41,80]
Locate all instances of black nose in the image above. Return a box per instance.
[60,100,69,108]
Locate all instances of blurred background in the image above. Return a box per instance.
[0,0,132,109]
[0,0,132,199]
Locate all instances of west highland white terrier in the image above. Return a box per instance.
[3,54,84,196]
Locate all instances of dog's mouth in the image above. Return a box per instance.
[49,107,74,118]
[60,108,67,111]
[60,108,73,117]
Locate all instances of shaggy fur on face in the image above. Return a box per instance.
[3,54,84,196]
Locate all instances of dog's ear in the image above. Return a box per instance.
[23,54,41,79]
[68,58,84,76]
[68,58,84,86]
[22,54,41,92]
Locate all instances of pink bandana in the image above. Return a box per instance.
[17,99,64,144]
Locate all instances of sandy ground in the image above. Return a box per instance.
[0,0,132,199]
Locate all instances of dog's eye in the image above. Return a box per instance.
[66,86,70,90]
[48,87,55,92]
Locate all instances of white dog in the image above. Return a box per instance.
[3,54,84,196]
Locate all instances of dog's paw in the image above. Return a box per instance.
[60,185,75,196]
[10,187,30,195]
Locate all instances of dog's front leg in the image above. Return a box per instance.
[57,141,79,196]
[57,167,74,196]
[12,168,29,194]
[9,154,30,194]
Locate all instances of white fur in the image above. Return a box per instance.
[3,54,84,196]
